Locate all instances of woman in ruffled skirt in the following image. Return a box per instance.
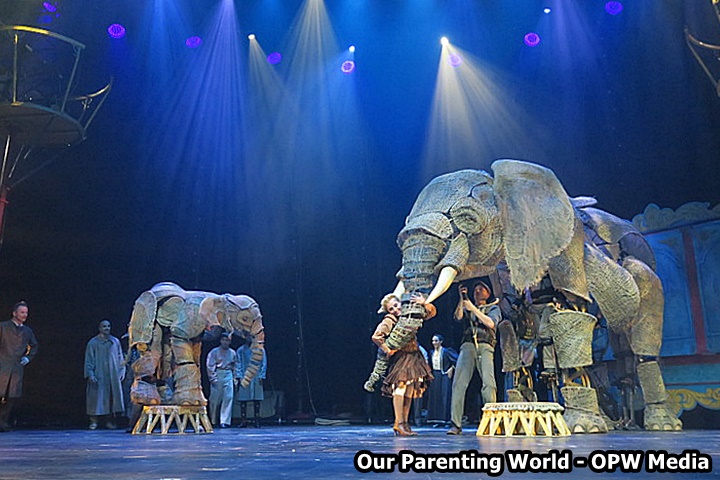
[372,293,435,436]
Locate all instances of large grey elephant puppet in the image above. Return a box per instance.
[384,159,681,433]
[127,282,265,406]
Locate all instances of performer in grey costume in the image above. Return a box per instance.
[85,319,125,429]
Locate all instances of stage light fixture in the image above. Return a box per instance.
[448,53,462,67]
[107,24,126,39]
[39,1,59,23]
[524,32,541,47]
[605,1,623,15]
[543,8,551,14]
[267,52,282,65]
[341,60,356,74]
[440,37,449,46]
[185,36,202,48]
[349,45,356,53]
[248,34,256,40]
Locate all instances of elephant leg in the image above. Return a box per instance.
[561,385,608,434]
[507,367,537,403]
[158,327,174,402]
[497,319,526,402]
[130,348,161,406]
[547,309,607,433]
[622,257,682,431]
[637,360,681,431]
[499,319,521,374]
[169,337,206,405]
[586,363,621,429]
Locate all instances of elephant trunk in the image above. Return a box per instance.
[240,330,265,388]
[397,233,447,293]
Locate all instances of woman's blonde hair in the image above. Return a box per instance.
[377,293,400,314]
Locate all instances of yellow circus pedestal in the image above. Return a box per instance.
[132,405,214,435]
[476,402,571,437]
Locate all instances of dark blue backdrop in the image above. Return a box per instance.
[0,0,718,424]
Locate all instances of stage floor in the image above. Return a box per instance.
[0,425,718,479]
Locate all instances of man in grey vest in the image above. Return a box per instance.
[447,281,500,435]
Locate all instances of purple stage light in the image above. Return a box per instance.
[107,24,126,39]
[185,36,202,48]
[605,1,623,15]
[267,52,282,65]
[448,53,462,67]
[524,32,541,47]
[341,60,356,74]
[43,2,57,12]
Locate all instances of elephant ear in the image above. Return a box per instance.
[491,159,575,291]
[128,290,157,348]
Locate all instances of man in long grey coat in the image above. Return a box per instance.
[84,319,125,429]
[0,301,38,432]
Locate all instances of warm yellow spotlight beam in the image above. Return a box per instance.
[422,41,543,177]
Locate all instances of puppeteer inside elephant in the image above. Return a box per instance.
[127,282,265,407]
[376,159,681,433]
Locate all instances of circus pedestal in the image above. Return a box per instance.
[476,402,571,437]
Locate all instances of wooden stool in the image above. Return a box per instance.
[476,402,571,437]
[132,405,214,435]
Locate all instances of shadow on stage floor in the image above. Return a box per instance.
[0,425,717,479]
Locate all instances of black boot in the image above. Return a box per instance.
[0,398,15,432]
[237,402,248,428]
[0,398,11,432]
[254,401,261,428]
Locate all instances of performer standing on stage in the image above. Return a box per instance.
[425,334,457,425]
[372,293,435,436]
[0,301,39,432]
[447,281,500,435]
[206,332,236,428]
[235,336,267,428]
[84,319,126,430]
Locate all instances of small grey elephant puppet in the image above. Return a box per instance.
[128,282,265,406]
[365,159,681,433]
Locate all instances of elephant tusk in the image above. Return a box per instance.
[392,280,405,298]
[425,266,458,304]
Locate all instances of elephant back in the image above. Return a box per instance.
[170,295,210,339]
[579,207,657,270]
[150,282,187,300]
